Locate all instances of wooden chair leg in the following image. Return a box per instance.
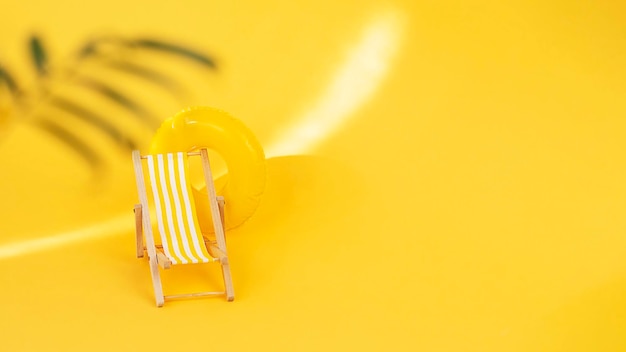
[149,256,165,307]
[221,263,235,302]
[134,204,144,258]
[215,196,233,301]
[199,152,235,302]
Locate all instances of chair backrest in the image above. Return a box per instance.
[143,152,212,265]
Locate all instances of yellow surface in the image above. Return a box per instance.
[1,1,626,351]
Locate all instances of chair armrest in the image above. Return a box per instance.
[208,244,228,265]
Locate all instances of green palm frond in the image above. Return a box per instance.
[35,119,103,168]
[71,76,161,128]
[97,60,188,99]
[131,39,217,68]
[0,64,19,94]
[29,35,48,75]
[1,34,219,171]
[48,96,139,150]
[79,37,217,69]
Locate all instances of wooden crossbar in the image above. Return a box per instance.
[164,292,226,300]
[140,151,202,160]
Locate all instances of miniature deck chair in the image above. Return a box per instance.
[132,149,234,306]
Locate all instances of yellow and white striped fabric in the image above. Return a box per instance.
[145,152,211,265]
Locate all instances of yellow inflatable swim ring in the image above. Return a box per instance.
[150,106,266,232]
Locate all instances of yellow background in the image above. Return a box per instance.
[1,0,626,350]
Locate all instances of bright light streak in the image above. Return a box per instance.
[266,10,405,157]
[0,214,130,260]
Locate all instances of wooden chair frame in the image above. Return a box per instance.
[132,148,234,306]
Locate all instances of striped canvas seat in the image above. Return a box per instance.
[144,152,211,265]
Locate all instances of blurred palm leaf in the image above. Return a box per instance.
[0,65,19,93]
[36,119,103,168]
[80,37,217,68]
[29,36,48,75]
[48,96,138,149]
[68,75,161,128]
[97,60,189,99]
[0,34,218,170]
